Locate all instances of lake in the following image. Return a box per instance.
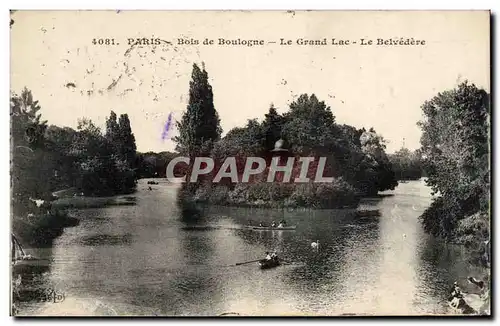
[14,179,486,316]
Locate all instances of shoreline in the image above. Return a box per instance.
[12,193,138,248]
[182,199,360,210]
[52,195,137,209]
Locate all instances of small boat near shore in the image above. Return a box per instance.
[259,258,281,269]
[246,225,296,231]
[11,234,50,275]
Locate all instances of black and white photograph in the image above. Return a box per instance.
[9,10,491,316]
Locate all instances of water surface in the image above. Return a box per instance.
[16,179,485,316]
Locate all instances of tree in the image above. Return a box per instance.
[333,124,366,187]
[117,113,137,168]
[70,115,137,196]
[11,87,47,149]
[418,81,490,243]
[44,125,78,190]
[360,128,398,193]
[11,88,64,247]
[105,111,119,144]
[389,147,424,181]
[72,118,114,195]
[11,88,51,206]
[136,151,179,178]
[281,94,337,154]
[174,63,222,156]
[105,111,137,168]
[261,104,284,151]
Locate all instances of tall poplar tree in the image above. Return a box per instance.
[261,104,284,151]
[118,113,137,167]
[174,63,222,155]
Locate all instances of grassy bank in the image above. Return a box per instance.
[178,180,361,210]
[12,195,137,248]
[12,209,79,248]
[52,195,137,209]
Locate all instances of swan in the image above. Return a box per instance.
[29,197,45,207]
[311,240,319,249]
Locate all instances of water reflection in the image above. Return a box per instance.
[12,246,54,315]
[14,180,489,316]
[163,214,223,315]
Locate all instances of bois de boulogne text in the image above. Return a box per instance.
[91,37,427,47]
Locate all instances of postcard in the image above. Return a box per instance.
[10,10,490,316]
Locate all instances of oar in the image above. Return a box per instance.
[278,258,296,265]
[234,259,262,266]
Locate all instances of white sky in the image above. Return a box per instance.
[10,10,490,153]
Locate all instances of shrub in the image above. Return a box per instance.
[228,183,250,204]
[187,178,358,209]
[315,177,358,208]
[287,183,317,207]
[208,185,230,205]
[454,212,490,247]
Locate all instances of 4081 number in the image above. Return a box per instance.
[92,38,118,45]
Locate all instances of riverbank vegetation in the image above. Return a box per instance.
[11,88,138,246]
[418,81,490,315]
[175,63,398,209]
[388,148,425,181]
[418,81,490,262]
[136,151,178,178]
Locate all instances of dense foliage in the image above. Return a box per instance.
[173,63,222,156]
[70,112,137,196]
[175,66,398,208]
[418,81,490,249]
[388,148,425,181]
[11,88,52,213]
[11,88,138,244]
[136,151,179,178]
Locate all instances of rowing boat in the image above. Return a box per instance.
[246,226,296,231]
[259,258,281,269]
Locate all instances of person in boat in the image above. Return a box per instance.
[449,281,462,300]
[265,252,272,260]
[259,221,265,227]
[271,252,279,261]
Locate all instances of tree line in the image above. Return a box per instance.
[12,67,488,254]
[136,151,178,178]
[388,148,425,181]
[172,64,490,254]
[11,88,138,244]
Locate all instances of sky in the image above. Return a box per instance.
[10,11,490,153]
